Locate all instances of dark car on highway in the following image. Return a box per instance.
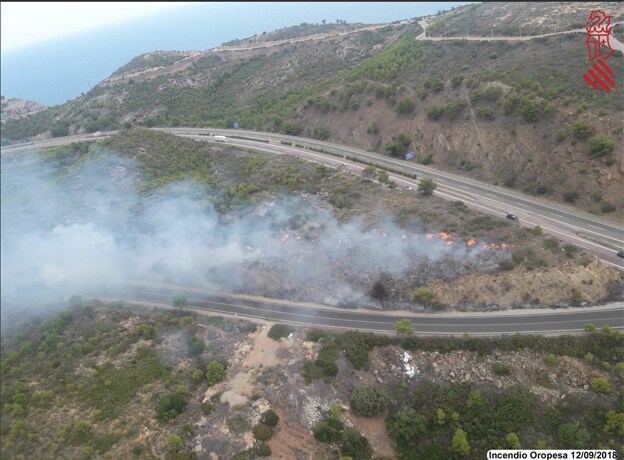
[617,250,624,258]
[506,214,519,222]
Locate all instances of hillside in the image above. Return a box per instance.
[0,96,47,123]
[1,2,623,220]
[1,301,623,459]
[3,129,621,312]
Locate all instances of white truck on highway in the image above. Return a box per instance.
[213,135,228,142]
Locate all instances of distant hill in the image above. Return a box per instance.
[2,2,623,219]
[0,96,47,122]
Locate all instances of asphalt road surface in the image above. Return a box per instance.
[87,283,624,336]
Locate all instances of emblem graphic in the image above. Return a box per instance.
[583,10,616,92]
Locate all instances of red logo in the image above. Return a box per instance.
[583,10,616,91]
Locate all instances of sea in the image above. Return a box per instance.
[1,2,471,107]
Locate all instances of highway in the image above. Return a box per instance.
[87,283,624,336]
[2,128,623,270]
[161,127,624,270]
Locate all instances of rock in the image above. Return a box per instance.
[583,384,589,390]
[464,373,471,382]
[391,365,397,371]
[432,362,438,368]
[450,371,456,378]
[495,379,503,389]
[548,373,557,381]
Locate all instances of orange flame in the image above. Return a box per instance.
[439,232,450,240]
[425,233,434,239]
[466,239,476,247]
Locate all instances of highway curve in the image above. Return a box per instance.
[87,283,624,336]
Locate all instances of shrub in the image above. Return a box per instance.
[268,324,294,341]
[350,385,390,417]
[252,423,273,441]
[492,363,511,376]
[206,361,226,386]
[341,427,373,459]
[413,287,435,304]
[591,377,611,394]
[520,99,539,121]
[166,435,183,453]
[563,191,578,203]
[427,105,445,120]
[545,353,557,365]
[476,107,495,120]
[314,416,344,443]
[262,409,280,427]
[156,393,187,421]
[584,323,596,332]
[573,120,594,139]
[588,134,614,157]
[397,98,416,114]
[531,225,543,235]
[601,203,616,213]
[256,442,272,457]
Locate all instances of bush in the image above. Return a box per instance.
[397,98,416,114]
[252,423,273,441]
[563,191,578,203]
[166,435,183,453]
[388,408,428,448]
[584,323,596,332]
[427,105,445,120]
[156,393,187,421]
[413,287,435,304]
[268,324,294,341]
[573,120,594,139]
[476,107,495,120]
[350,385,390,417]
[206,361,226,386]
[262,409,280,427]
[492,363,511,376]
[590,377,611,394]
[588,134,614,157]
[341,427,373,459]
[601,203,616,213]
[306,329,329,342]
[256,442,272,457]
[314,416,344,443]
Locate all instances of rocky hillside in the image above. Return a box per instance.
[0,96,47,122]
[1,302,623,459]
[2,3,623,219]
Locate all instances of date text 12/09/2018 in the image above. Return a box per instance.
[487,450,618,460]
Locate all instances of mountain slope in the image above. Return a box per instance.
[2,4,622,219]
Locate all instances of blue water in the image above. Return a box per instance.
[1,2,471,106]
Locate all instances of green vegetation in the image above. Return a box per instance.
[267,324,295,341]
[394,319,415,335]
[413,287,435,304]
[587,134,615,157]
[206,361,227,386]
[350,385,390,417]
[417,178,437,196]
[252,423,273,441]
[156,393,188,421]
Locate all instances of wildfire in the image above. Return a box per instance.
[425,233,434,239]
[466,239,476,247]
[439,232,450,240]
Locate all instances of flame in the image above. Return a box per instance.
[425,233,434,239]
[439,232,450,240]
[466,239,476,247]
[282,232,289,242]
[446,240,454,246]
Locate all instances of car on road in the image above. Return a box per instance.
[506,214,519,222]
[617,250,624,258]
